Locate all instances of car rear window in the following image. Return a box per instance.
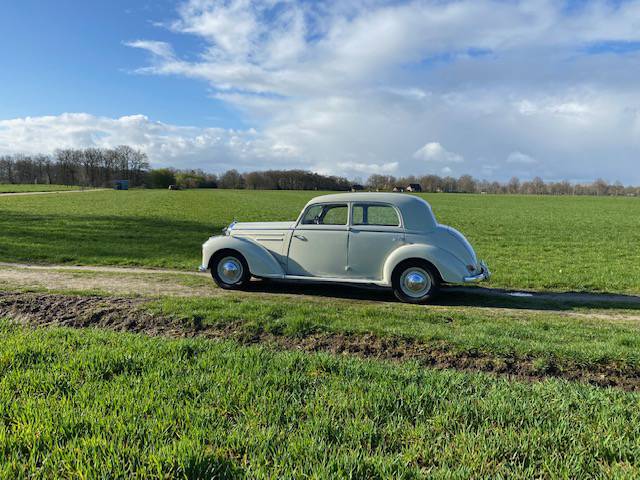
[352,204,400,226]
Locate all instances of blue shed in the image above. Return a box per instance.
[113,180,129,190]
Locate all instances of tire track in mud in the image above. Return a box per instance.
[2,291,640,391]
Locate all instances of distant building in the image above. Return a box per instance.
[113,180,129,190]
[406,183,422,192]
[350,184,364,192]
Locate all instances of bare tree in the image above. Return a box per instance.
[507,177,520,194]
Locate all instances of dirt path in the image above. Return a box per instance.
[0,263,210,297]
[1,262,639,321]
[0,188,107,197]
[0,261,202,276]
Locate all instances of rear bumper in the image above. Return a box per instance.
[463,260,490,283]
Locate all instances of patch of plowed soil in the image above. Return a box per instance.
[2,291,640,391]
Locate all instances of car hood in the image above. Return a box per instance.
[436,225,478,266]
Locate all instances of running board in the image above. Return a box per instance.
[262,274,389,287]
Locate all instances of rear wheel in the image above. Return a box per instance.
[392,260,439,304]
[210,252,251,290]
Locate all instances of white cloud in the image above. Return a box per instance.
[336,161,399,176]
[115,0,640,182]
[125,40,174,58]
[507,151,538,164]
[413,142,464,163]
[0,113,300,172]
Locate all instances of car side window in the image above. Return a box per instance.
[353,204,400,226]
[301,204,348,225]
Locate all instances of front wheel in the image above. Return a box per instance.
[210,252,251,290]
[392,261,439,304]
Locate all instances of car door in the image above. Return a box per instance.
[287,203,349,277]
[347,203,404,280]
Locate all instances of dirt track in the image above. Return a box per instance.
[0,188,107,197]
[1,262,640,322]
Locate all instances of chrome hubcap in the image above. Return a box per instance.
[217,256,243,284]
[400,267,432,298]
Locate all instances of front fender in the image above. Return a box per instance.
[382,243,468,285]
[202,236,285,278]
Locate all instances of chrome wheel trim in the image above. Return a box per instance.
[399,267,432,298]
[217,256,243,284]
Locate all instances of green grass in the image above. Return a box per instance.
[1,189,639,293]
[151,294,640,371]
[2,321,640,479]
[0,184,83,193]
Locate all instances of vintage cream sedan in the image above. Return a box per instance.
[199,193,490,303]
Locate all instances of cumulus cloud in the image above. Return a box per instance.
[413,142,464,163]
[116,0,640,182]
[0,113,300,171]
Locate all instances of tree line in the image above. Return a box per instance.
[150,168,351,191]
[149,169,639,196]
[365,174,640,196]
[0,149,637,196]
[0,147,149,187]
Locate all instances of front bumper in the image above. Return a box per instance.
[463,260,491,283]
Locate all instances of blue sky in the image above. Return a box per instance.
[0,0,244,128]
[1,0,639,182]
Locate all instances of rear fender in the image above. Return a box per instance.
[383,243,468,285]
[202,236,285,278]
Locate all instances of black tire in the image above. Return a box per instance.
[210,251,251,290]
[391,260,439,304]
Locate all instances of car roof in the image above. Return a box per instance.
[304,192,438,231]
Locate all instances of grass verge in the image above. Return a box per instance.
[150,294,640,373]
[2,291,640,389]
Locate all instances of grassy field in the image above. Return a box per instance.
[2,321,640,479]
[0,184,83,193]
[2,189,640,477]
[1,189,639,293]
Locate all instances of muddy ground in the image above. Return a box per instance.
[2,291,640,391]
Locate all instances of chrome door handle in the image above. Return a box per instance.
[294,234,307,241]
